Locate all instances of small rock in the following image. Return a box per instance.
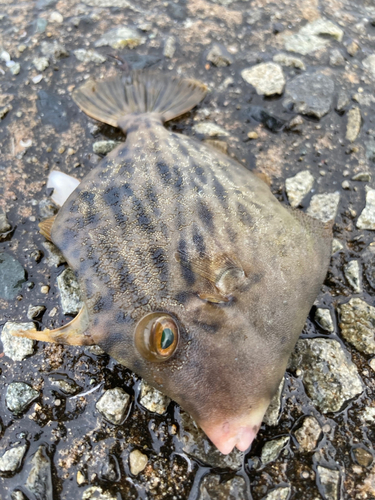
[329,49,346,67]
[247,131,259,140]
[129,449,148,475]
[33,57,49,72]
[363,55,375,78]
[369,358,375,372]
[336,90,350,111]
[352,172,371,182]
[283,73,335,119]
[241,63,285,96]
[248,106,286,132]
[289,339,363,413]
[284,18,343,55]
[82,486,118,500]
[353,447,373,467]
[95,27,145,49]
[347,41,360,56]
[41,40,69,61]
[193,122,229,137]
[363,244,375,289]
[32,74,43,84]
[6,382,39,414]
[27,305,46,320]
[0,104,12,120]
[263,378,284,426]
[339,298,375,355]
[357,187,375,229]
[362,407,375,423]
[92,140,121,155]
[0,212,12,236]
[287,115,304,133]
[25,445,53,499]
[261,436,289,464]
[163,36,176,58]
[77,470,86,485]
[285,170,314,208]
[139,380,170,414]
[262,486,291,500]
[198,474,247,500]
[39,198,58,219]
[207,44,233,67]
[42,241,66,267]
[295,416,321,451]
[0,445,27,473]
[1,322,35,361]
[57,268,83,315]
[332,238,344,254]
[0,253,26,300]
[96,387,130,425]
[35,17,47,33]
[49,11,63,23]
[342,180,350,190]
[9,62,20,75]
[273,53,305,70]
[346,107,361,142]
[343,260,361,292]
[0,49,10,62]
[315,308,334,332]
[316,466,340,500]
[73,49,106,64]
[307,192,340,223]
[49,376,80,395]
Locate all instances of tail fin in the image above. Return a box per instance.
[72,71,207,128]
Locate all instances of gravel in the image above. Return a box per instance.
[261,436,289,464]
[284,18,343,55]
[314,308,334,333]
[94,27,145,49]
[261,487,291,500]
[27,305,46,320]
[343,260,361,292]
[57,267,83,315]
[0,253,26,300]
[336,89,350,111]
[82,486,118,500]
[0,445,27,473]
[289,339,363,413]
[285,170,314,208]
[294,416,321,452]
[306,192,340,223]
[329,49,346,67]
[33,57,49,71]
[346,107,361,142]
[339,298,375,355]
[1,322,35,361]
[193,122,229,137]
[241,63,285,96]
[198,475,247,500]
[139,380,171,414]
[357,187,375,229]
[92,140,121,155]
[25,445,53,500]
[40,40,69,61]
[128,449,148,475]
[206,44,233,67]
[6,382,39,414]
[273,53,305,70]
[332,238,344,254]
[316,466,340,500]
[96,387,130,425]
[73,49,106,64]
[163,36,176,58]
[283,73,335,119]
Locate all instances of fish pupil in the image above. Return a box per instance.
[161,328,174,350]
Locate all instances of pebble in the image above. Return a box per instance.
[35,17,47,33]
[94,27,145,49]
[332,238,344,254]
[49,375,80,395]
[284,18,343,55]
[57,268,83,315]
[352,172,371,182]
[343,260,362,292]
[329,49,346,67]
[261,436,289,465]
[342,180,350,190]
[33,57,49,72]
[27,305,46,320]
[347,41,360,56]
[362,407,375,423]
[96,387,130,425]
[49,11,63,23]
[289,338,363,413]
[370,358,375,372]
[92,140,121,155]
[247,131,258,140]
[25,445,53,499]
[241,63,285,96]
[357,187,375,229]
[32,75,43,84]
[346,107,361,142]
[193,122,229,137]
[42,241,66,267]
[294,416,321,452]
[307,192,340,223]
[283,73,335,119]
[9,62,20,75]
[339,298,375,354]
[316,466,340,500]
[1,322,35,361]
[263,378,284,426]
[0,445,27,473]
[82,486,118,500]
[0,49,10,62]
[41,40,69,61]
[285,170,314,208]
[0,212,11,235]
[73,49,106,64]
[6,382,39,414]
[139,380,171,414]
[0,104,12,120]
[362,55,375,78]
[0,253,26,300]
[273,53,305,70]
[206,43,233,67]
[129,449,148,475]
[314,308,334,332]
[198,475,247,500]
[336,90,350,111]
[353,447,373,467]
[262,486,291,500]
[163,36,176,59]
[363,244,375,289]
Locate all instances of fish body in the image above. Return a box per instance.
[23,72,332,454]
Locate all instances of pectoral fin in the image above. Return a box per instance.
[39,216,56,242]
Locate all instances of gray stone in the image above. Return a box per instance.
[285,170,314,208]
[343,260,361,292]
[316,466,340,500]
[329,49,346,67]
[353,447,373,467]
[198,474,247,500]
[315,308,334,332]
[163,36,176,59]
[242,63,285,96]
[357,187,375,229]
[207,44,233,67]
[139,380,170,414]
[35,18,47,33]
[49,376,80,395]
[283,73,335,119]
[129,449,148,475]
[289,339,363,413]
[294,416,321,451]
[1,322,35,361]
[261,436,289,464]
[339,298,375,355]
[352,172,371,182]
[336,90,350,111]
[363,244,375,289]
[284,18,344,56]
[92,140,121,155]
[41,40,69,61]
[9,62,20,75]
[363,55,375,78]
[57,267,83,315]
[332,239,344,254]
[6,382,39,414]
[307,192,340,223]
[0,445,27,473]
[82,486,118,500]
[42,241,66,267]
[25,445,53,500]
[179,411,243,469]
[273,53,305,70]
[27,305,46,320]
[74,49,106,64]
[96,387,130,425]
[0,213,11,234]
[365,138,375,162]
[33,57,49,71]
[261,487,291,500]
[193,122,229,137]
[95,27,145,50]
[39,198,58,219]
[0,253,26,300]
[263,378,284,426]
[346,107,361,142]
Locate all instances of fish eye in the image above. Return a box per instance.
[135,312,179,362]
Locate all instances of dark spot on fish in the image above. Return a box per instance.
[173,166,184,190]
[93,295,112,313]
[237,203,253,227]
[198,201,214,229]
[212,176,227,206]
[192,318,220,333]
[192,226,206,256]
[156,161,172,184]
[174,291,190,304]
[178,239,195,285]
[194,165,207,183]
[116,311,134,324]
[132,197,154,233]
[80,191,95,204]
[150,247,168,282]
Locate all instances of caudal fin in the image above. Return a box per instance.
[72,71,207,128]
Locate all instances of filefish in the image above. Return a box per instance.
[16,71,332,454]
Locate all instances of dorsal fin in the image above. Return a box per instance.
[39,216,56,242]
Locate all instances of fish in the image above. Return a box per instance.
[15,71,332,455]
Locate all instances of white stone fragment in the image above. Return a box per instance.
[139,380,171,414]
[0,445,27,472]
[285,170,314,208]
[193,122,229,137]
[315,308,334,332]
[261,436,289,464]
[332,238,344,254]
[357,187,375,230]
[73,49,106,64]
[343,260,362,292]
[96,387,130,425]
[33,57,49,72]
[163,36,176,58]
[241,63,285,96]
[307,192,340,223]
[129,449,148,475]
[1,322,35,361]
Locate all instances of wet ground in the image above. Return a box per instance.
[1,0,375,498]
